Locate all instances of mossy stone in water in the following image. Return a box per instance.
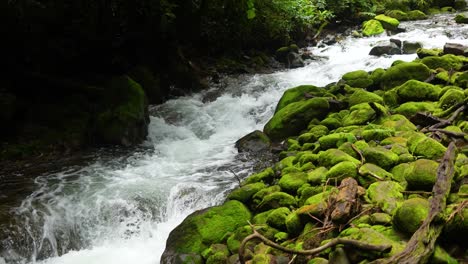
[275,85,324,113]
[404,159,439,191]
[455,13,468,23]
[370,68,386,90]
[439,89,465,109]
[416,48,443,59]
[342,70,373,88]
[394,102,437,118]
[228,182,266,203]
[393,198,430,234]
[385,10,409,21]
[264,97,330,141]
[162,200,251,262]
[349,90,383,106]
[266,207,291,230]
[278,172,308,193]
[362,19,385,36]
[407,10,428,20]
[375,14,400,30]
[362,146,399,169]
[421,54,465,70]
[380,62,431,90]
[366,181,404,215]
[396,80,441,102]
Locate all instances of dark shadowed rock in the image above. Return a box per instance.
[235,130,271,153]
[369,41,401,56]
[443,42,468,56]
[402,41,423,54]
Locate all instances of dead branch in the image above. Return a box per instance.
[351,144,365,165]
[331,178,358,223]
[423,128,467,139]
[239,222,392,264]
[370,142,457,264]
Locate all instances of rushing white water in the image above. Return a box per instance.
[1,13,468,264]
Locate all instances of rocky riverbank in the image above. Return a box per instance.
[161,41,468,263]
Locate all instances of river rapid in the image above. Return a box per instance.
[1,13,468,264]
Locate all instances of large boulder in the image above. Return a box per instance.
[443,42,468,56]
[274,85,325,113]
[341,70,373,88]
[374,14,400,30]
[161,200,251,264]
[395,80,441,102]
[95,75,149,146]
[380,62,432,90]
[421,54,465,70]
[362,20,385,36]
[369,41,401,56]
[264,97,330,141]
[235,130,271,154]
[393,198,430,234]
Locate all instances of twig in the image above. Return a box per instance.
[351,144,365,165]
[401,191,433,195]
[239,222,391,264]
[229,169,242,186]
[424,129,467,139]
[446,200,468,223]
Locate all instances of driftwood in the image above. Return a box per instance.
[331,178,358,223]
[238,222,391,264]
[370,142,458,264]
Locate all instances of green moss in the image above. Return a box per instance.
[226,225,253,253]
[318,148,361,168]
[439,89,465,109]
[165,200,251,256]
[393,198,430,234]
[375,14,400,30]
[258,192,297,211]
[285,212,303,235]
[358,163,393,187]
[455,13,468,23]
[275,85,324,113]
[307,167,328,185]
[318,132,357,149]
[430,246,458,264]
[366,181,405,215]
[404,159,439,191]
[407,133,447,159]
[395,80,441,102]
[381,62,432,90]
[416,48,443,59]
[421,54,465,70]
[342,70,373,88]
[407,10,428,20]
[299,188,337,216]
[244,167,275,184]
[370,213,392,225]
[325,161,359,182]
[444,203,468,242]
[394,102,437,118]
[385,10,409,20]
[228,182,266,203]
[362,19,385,36]
[201,244,230,260]
[342,104,376,126]
[308,257,329,264]
[361,128,394,141]
[266,207,291,230]
[362,146,399,169]
[348,90,383,106]
[278,172,308,193]
[264,97,330,141]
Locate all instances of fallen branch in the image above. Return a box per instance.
[423,128,467,139]
[370,142,457,264]
[351,144,365,165]
[239,222,391,264]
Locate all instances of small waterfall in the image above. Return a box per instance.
[1,13,467,264]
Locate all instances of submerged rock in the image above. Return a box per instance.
[369,41,401,56]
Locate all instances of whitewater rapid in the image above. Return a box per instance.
[1,13,467,264]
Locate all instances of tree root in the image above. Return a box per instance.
[370,142,458,264]
[239,222,392,264]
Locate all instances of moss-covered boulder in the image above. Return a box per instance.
[318,133,357,149]
[421,54,465,70]
[95,75,149,146]
[385,10,409,21]
[395,80,441,102]
[417,48,443,59]
[407,132,447,160]
[349,90,383,106]
[244,167,275,184]
[258,192,297,211]
[318,149,360,167]
[404,159,439,191]
[402,41,423,54]
[161,200,251,263]
[266,207,291,230]
[342,70,373,88]
[274,85,324,113]
[444,203,468,242]
[394,102,437,117]
[393,198,430,235]
[235,130,271,154]
[264,97,330,141]
[325,161,359,182]
[228,182,266,203]
[128,65,163,104]
[366,181,405,214]
[362,20,385,36]
[455,13,468,24]
[407,10,428,20]
[342,103,377,126]
[374,14,400,30]
[380,62,432,90]
[454,0,467,10]
[362,146,399,169]
[278,172,308,193]
[438,88,465,109]
[358,163,393,187]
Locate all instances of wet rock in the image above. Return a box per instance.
[274,85,324,113]
[375,14,400,30]
[362,20,385,36]
[395,80,441,102]
[264,97,330,141]
[407,10,428,20]
[417,48,443,58]
[380,62,432,90]
[393,197,430,234]
[402,41,422,54]
[455,13,468,23]
[235,130,271,154]
[443,42,468,55]
[365,181,404,214]
[421,54,465,70]
[227,182,266,203]
[244,167,275,184]
[341,70,373,88]
[369,41,401,56]
[385,10,409,21]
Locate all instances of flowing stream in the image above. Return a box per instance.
[1,13,468,264]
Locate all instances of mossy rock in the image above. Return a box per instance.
[128,66,163,104]
[454,0,468,10]
[228,182,266,203]
[430,246,459,264]
[325,161,359,182]
[385,10,409,21]
[342,103,377,126]
[266,207,291,230]
[439,89,465,109]
[307,167,328,185]
[370,213,392,225]
[394,102,437,118]
[417,48,443,59]
[444,203,468,242]
[252,185,281,208]
[299,188,338,216]
[365,181,405,215]
[455,13,468,23]
[244,167,275,184]
[201,244,230,262]
[358,163,393,187]
[407,10,428,20]
[258,192,297,211]
[374,14,400,30]
[286,212,303,235]
[361,128,394,141]
[318,149,360,167]
[318,132,357,149]
[235,130,271,154]
[407,133,447,160]
[455,71,468,88]
[395,80,441,102]
[264,98,330,141]
[308,257,329,264]
[161,200,251,262]
[380,62,432,90]
[96,75,149,146]
[278,172,308,193]
[421,54,465,70]
[349,90,383,106]
[274,85,324,113]
[362,20,385,36]
[362,146,399,169]
[370,68,386,90]
[393,197,430,235]
[342,70,373,88]
[404,159,439,191]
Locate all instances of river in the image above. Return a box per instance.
[1,13,467,264]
